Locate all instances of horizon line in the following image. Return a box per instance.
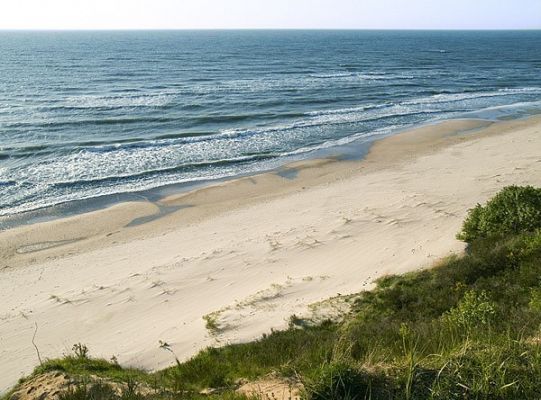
[1,27,540,32]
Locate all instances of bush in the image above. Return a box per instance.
[443,290,496,333]
[458,186,541,243]
[303,363,371,400]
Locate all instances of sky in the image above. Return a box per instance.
[0,0,540,30]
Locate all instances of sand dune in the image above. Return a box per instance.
[1,116,540,393]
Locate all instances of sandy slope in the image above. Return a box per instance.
[1,116,540,393]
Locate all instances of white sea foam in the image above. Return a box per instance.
[402,88,541,106]
[306,103,394,116]
[65,91,176,109]
[186,72,419,95]
[309,73,356,78]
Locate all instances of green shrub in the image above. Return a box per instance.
[443,290,496,334]
[458,186,541,243]
[303,363,371,400]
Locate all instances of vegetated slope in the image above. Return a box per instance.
[4,186,541,400]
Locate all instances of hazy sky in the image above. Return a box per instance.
[1,0,540,30]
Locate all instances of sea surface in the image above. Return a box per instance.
[0,30,540,219]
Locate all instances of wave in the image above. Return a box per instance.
[309,72,356,79]
[63,92,177,109]
[3,108,306,133]
[2,116,180,129]
[0,168,240,218]
[49,154,278,189]
[401,87,541,106]
[282,125,399,157]
[358,74,416,81]
[176,73,420,95]
[306,103,394,116]
[307,71,419,81]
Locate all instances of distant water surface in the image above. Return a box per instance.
[0,30,540,217]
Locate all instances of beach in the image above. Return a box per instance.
[1,115,540,393]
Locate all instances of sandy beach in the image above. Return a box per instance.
[1,116,540,393]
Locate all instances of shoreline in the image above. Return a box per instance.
[0,116,494,270]
[0,116,511,232]
[1,115,541,393]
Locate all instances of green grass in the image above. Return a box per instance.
[32,356,150,385]
[157,321,338,390]
[5,186,541,400]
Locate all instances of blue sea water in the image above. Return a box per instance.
[0,30,540,218]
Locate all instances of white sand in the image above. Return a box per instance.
[1,116,540,393]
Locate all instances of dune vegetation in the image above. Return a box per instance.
[4,185,541,400]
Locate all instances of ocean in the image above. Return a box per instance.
[0,30,540,219]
